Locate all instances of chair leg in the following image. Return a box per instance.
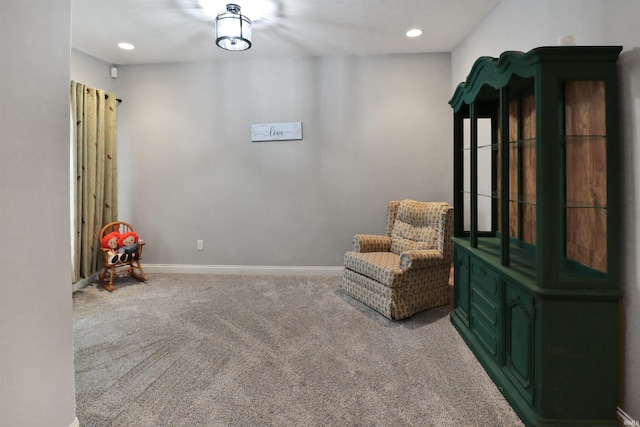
[136,262,147,281]
[129,261,147,282]
[108,270,116,290]
[99,268,114,292]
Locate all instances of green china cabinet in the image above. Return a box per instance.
[449,46,622,426]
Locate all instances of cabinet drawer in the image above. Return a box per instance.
[470,313,499,359]
[471,286,499,328]
[470,259,499,299]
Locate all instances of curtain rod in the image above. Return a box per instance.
[104,94,122,103]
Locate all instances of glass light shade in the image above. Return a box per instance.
[216,4,252,51]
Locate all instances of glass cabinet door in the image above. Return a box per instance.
[463,117,494,235]
[563,80,607,274]
[477,118,494,233]
[509,95,536,246]
[504,92,537,274]
[462,118,471,232]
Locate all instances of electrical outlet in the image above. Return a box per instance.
[197,240,204,251]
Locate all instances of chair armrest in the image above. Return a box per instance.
[137,241,145,258]
[400,249,444,271]
[353,234,392,253]
[100,247,118,264]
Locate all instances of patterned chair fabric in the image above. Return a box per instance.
[341,200,453,320]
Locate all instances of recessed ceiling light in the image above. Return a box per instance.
[406,29,423,38]
[117,42,135,50]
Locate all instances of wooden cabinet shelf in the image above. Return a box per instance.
[450,46,622,426]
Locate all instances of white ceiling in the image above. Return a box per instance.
[71,0,502,65]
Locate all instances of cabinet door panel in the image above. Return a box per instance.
[454,249,470,323]
[505,283,535,402]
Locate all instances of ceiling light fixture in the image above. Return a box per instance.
[117,42,135,50]
[215,4,252,51]
[199,0,277,23]
[406,29,423,38]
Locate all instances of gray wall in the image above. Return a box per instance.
[0,1,77,426]
[71,49,117,93]
[451,0,640,419]
[112,53,453,266]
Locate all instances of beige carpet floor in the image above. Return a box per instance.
[73,273,524,427]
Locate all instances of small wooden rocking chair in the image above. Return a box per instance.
[98,221,147,291]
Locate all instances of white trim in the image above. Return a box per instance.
[618,407,639,425]
[143,264,344,276]
[69,417,80,427]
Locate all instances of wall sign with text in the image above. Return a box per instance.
[251,122,303,142]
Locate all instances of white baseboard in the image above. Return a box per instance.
[618,407,639,425]
[69,417,79,427]
[143,264,344,276]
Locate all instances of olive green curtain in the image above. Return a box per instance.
[70,81,118,282]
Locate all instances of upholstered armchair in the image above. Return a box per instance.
[341,200,453,320]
